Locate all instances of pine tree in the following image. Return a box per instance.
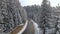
[0,0,27,33]
[40,0,51,34]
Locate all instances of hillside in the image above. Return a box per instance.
[0,0,27,34]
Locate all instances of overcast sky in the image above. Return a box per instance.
[19,0,60,7]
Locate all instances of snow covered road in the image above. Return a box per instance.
[31,20,43,34]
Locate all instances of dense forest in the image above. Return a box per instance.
[0,0,60,34]
[24,0,60,34]
[0,0,27,34]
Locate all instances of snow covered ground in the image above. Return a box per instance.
[31,20,43,34]
[18,20,28,34]
[18,20,43,34]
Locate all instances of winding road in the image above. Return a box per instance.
[10,19,41,34]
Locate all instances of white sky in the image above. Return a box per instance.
[19,0,60,7]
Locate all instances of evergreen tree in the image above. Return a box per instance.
[40,0,51,34]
